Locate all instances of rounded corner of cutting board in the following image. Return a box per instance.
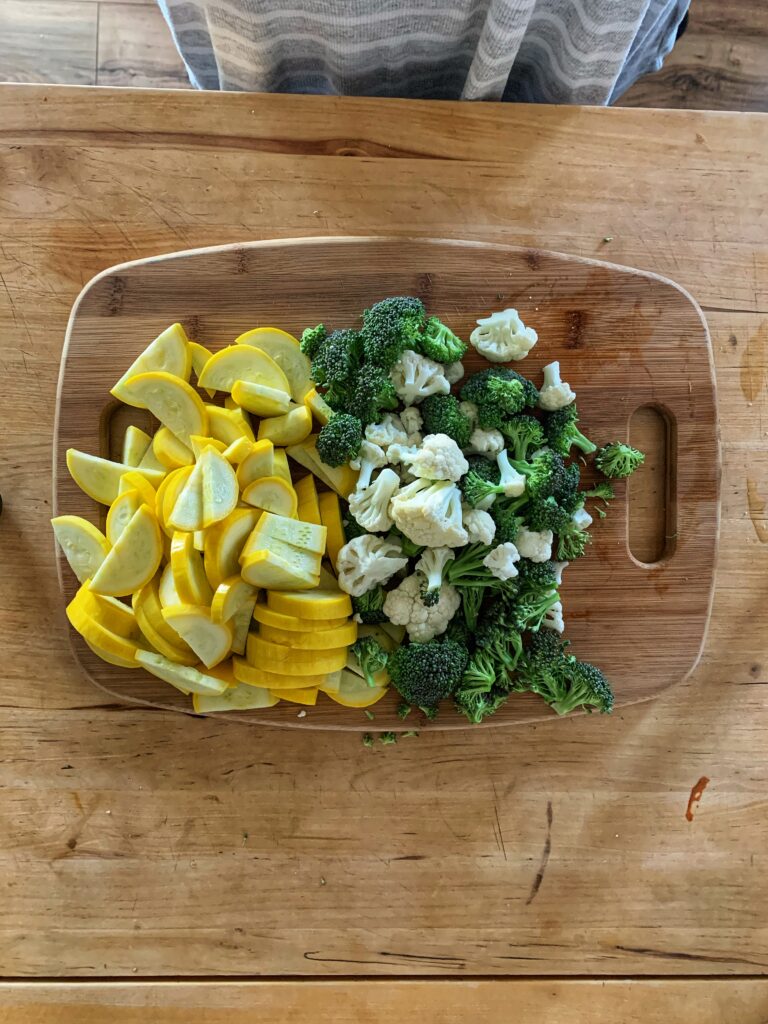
[54,236,720,731]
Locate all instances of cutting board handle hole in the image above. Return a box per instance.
[628,404,676,566]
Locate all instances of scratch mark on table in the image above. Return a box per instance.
[526,800,553,905]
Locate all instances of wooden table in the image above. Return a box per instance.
[0,84,767,1022]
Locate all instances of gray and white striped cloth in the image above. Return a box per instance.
[158,0,689,104]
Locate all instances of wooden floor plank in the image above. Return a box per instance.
[96,2,190,88]
[0,0,97,84]
[2,980,768,1023]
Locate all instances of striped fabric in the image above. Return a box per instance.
[158,0,689,104]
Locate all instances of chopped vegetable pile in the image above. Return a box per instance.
[53,300,643,725]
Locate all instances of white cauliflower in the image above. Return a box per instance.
[470,308,538,363]
[515,526,553,563]
[538,360,576,411]
[349,440,386,489]
[462,506,496,545]
[552,561,569,585]
[543,600,564,633]
[444,360,465,385]
[458,400,478,426]
[389,477,468,549]
[383,573,460,642]
[395,433,468,482]
[347,468,401,533]
[467,426,505,457]
[496,449,526,497]
[364,413,408,451]
[390,350,451,406]
[482,542,521,581]
[572,507,593,532]
[387,442,420,466]
[336,534,408,597]
[415,547,455,605]
[399,405,423,444]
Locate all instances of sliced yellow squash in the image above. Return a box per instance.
[272,449,292,485]
[70,583,140,639]
[88,504,162,597]
[229,601,254,656]
[156,465,192,537]
[199,445,239,527]
[235,327,312,403]
[252,601,347,632]
[188,340,216,397]
[257,405,312,446]
[325,668,388,708]
[170,531,214,605]
[67,598,143,665]
[161,605,232,668]
[233,658,328,689]
[206,405,254,445]
[121,425,152,467]
[241,476,298,517]
[158,563,181,608]
[153,426,194,469]
[317,491,345,569]
[111,323,191,405]
[51,515,110,584]
[118,470,157,509]
[242,511,327,557]
[189,434,227,459]
[236,440,274,489]
[240,549,320,590]
[135,649,229,696]
[211,576,258,624]
[222,436,253,466]
[105,489,142,546]
[121,371,207,448]
[270,685,318,706]
[167,458,204,531]
[295,473,321,526]
[258,620,357,649]
[193,681,278,713]
[138,440,169,475]
[304,387,333,426]
[232,379,292,417]
[203,508,260,589]
[132,580,197,665]
[286,438,358,499]
[66,449,164,506]
[198,344,290,394]
[246,634,347,674]
[267,588,352,620]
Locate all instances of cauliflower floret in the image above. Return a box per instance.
[515,526,553,563]
[383,573,460,642]
[348,467,401,533]
[399,405,423,444]
[572,507,593,532]
[467,426,505,457]
[415,546,455,606]
[336,534,409,597]
[538,360,576,411]
[389,477,468,549]
[469,308,538,363]
[444,360,465,385]
[458,400,478,427]
[542,600,564,633]
[390,350,451,406]
[349,440,387,489]
[482,542,521,581]
[552,561,569,585]
[395,433,468,482]
[462,506,496,546]
[364,413,408,451]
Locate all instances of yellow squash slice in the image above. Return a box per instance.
[121,425,152,467]
[231,379,291,417]
[235,327,312,403]
[189,435,227,459]
[51,515,111,584]
[295,473,321,525]
[246,634,347,674]
[272,449,292,484]
[236,440,274,489]
[89,504,163,597]
[111,323,191,405]
[198,344,290,394]
[242,511,326,557]
[286,437,358,499]
[241,476,298,517]
[135,649,230,696]
[317,491,345,569]
[222,436,253,466]
[257,405,312,446]
[206,405,255,445]
[120,371,208,448]
[270,686,318,706]
[167,458,204,531]
[193,682,278,713]
[118,470,157,509]
[211,576,258,624]
[325,668,388,708]
[199,445,239,527]
[304,387,333,426]
[229,602,254,656]
[66,449,164,506]
[170,531,214,605]
[161,605,232,668]
[233,658,328,689]
[257,620,357,650]
[138,440,169,475]
[155,466,191,537]
[252,602,347,632]
[105,488,143,545]
[67,598,143,665]
[158,563,181,608]
[188,340,216,397]
[267,588,352,620]
[152,426,194,469]
[70,583,140,639]
[203,508,261,589]
[240,549,319,590]
[132,579,197,665]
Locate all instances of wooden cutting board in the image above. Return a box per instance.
[53,237,719,731]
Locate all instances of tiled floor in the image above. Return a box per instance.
[0,0,765,110]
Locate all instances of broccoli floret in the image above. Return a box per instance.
[461,367,539,415]
[351,585,388,624]
[474,600,524,678]
[461,450,525,508]
[460,649,497,692]
[459,456,499,506]
[387,638,469,709]
[346,364,399,426]
[525,495,572,533]
[486,376,526,415]
[397,701,412,720]
[419,316,467,363]
[420,394,473,448]
[444,613,472,650]
[350,635,389,687]
[595,442,645,479]
[491,498,526,544]
[379,731,398,745]
[454,685,510,724]
[516,559,558,589]
[553,661,614,715]
[510,586,560,632]
[517,632,613,715]
[362,732,375,748]
[502,415,545,461]
[507,450,575,502]
[311,329,363,409]
[544,404,597,457]
[583,480,616,518]
[343,515,368,543]
[361,296,426,368]
[316,412,363,468]
[556,528,590,561]
[300,323,327,359]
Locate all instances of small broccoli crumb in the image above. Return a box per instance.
[397,702,412,720]
[401,730,420,739]
[362,733,375,747]
[364,709,375,720]
[379,731,398,745]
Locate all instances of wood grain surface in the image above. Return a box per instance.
[0,86,766,981]
[54,237,719,731]
[2,980,768,1023]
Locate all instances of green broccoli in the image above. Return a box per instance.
[502,415,546,461]
[516,559,558,588]
[346,364,399,426]
[510,580,560,632]
[460,649,497,692]
[361,296,426,368]
[461,451,527,508]
[316,412,363,468]
[459,455,499,505]
[350,636,389,687]
[387,638,469,709]
[418,316,467,363]
[300,323,327,360]
[505,450,575,502]
[544,404,597,457]
[379,731,398,745]
[417,547,454,607]
[362,732,375,748]
[351,585,388,624]
[444,614,472,650]
[461,367,539,415]
[525,495,572,533]
[445,544,510,628]
[397,701,412,720]
[343,515,368,542]
[420,394,473,448]
[517,631,613,715]
[491,498,527,544]
[454,685,511,724]
[311,329,363,409]
[556,528,590,561]
[595,442,645,479]
[486,376,526,415]
[474,599,524,678]
[583,480,616,518]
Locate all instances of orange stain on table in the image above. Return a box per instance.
[685,776,710,822]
